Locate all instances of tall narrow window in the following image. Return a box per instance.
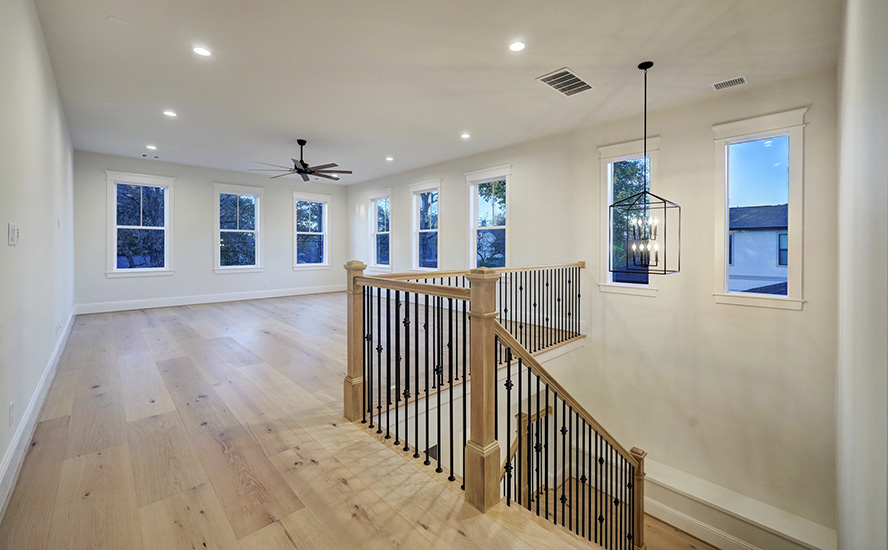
[609,157,650,285]
[293,192,329,267]
[410,180,440,269]
[106,171,174,277]
[214,183,262,272]
[372,196,390,267]
[466,166,510,268]
[713,108,806,309]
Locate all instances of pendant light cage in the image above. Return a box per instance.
[609,190,680,275]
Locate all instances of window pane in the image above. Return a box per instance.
[142,186,165,227]
[476,228,505,268]
[376,198,389,232]
[310,202,323,233]
[420,191,438,230]
[116,228,164,269]
[610,159,649,285]
[477,182,493,227]
[220,193,238,230]
[493,180,506,226]
[295,201,311,232]
[727,136,789,295]
[116,184,141,226]
[238,195,256,231]
[376,234,390,265]
[220,231,256,266]
[419,231,437,268]
[296,234,324,264]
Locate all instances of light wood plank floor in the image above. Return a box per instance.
[0,293,715,550]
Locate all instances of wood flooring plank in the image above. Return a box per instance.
[112,314,150,355]
[156,356,238,435]
[39,370,79,421]
[138,482,240,550]
[118,352,177,422]
[178,337,244,385]
[238,508,338,550]
[47,443,144,550]
[236,362,330,417]
[127,411,208,507]
[161,316,202,342]
[0,416,70,550]
[143,326,187,362]
[64,390,127,460]
[192,425,304,539]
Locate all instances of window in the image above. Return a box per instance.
[293,192,330,268]
[410,180,440,270]
[713,108,806,309]
[369,190,391,269]
[105,171,174,277]
[214,184,262,273]
[466,165,510,268]
[598,139,659,296]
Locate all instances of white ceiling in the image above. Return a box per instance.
[35,0,842,185]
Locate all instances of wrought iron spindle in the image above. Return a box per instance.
[385,289,392,440]
[505,344,512,506]
[561,398,566,526]
[448,297,455,482]
[535,371,541,516]
[462,298,467,489]
[403,292,411,453]
[517,354,523,507]
[424,293,430,465]
[394,291,400,446]
[363,286,369,424]
[376,288,383,434]
[545,383,550,521]
[436,295,443,473]
[553,390,558,526]
[414,293,420,458]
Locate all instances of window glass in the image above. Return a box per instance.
[419,191,438,230]
[727,136,789,295]
[116,184,141,226]
[218,192,259,267]
[295,199,326,265]
[115,183,166,269]
[611,158,649,285]
[373,197,390,266]
[418,231,438,268]
[474,180,506,267]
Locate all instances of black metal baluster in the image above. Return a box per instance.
[362,286,367,424]
[403,293,411,453]
[535,372,541,517]
[424,294,430,465]
[535,270,540,352]
[545,384,550,521]
[609,442,614,550]
[414,292,420,458]
[448,298,455,482]
[568,407,573,533]
[517,355,522,507]
[385,289,392,440]
[377,288,383,434]
[561,399,566,526]
[394,291,401,446]
[505,345,512,505]
[553,391,558,526]
[367,287,374,429]
[581,417,586,538]
[462,298,467,489]
[526,353,532,512]
[629,463,635,549]
[436,296,443,474]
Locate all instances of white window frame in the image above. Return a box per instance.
[368,188,392,272]
[409,179,441,271]
[105,170,175,278]
[712,108,806,310]
[213,183,264,274]
[466,165,511,269]
[598,138,660,297]
[292,191,331,270]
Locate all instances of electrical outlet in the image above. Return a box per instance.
[7,223,16,246]
[8,402,13,427]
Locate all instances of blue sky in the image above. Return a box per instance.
[728,135,789,207]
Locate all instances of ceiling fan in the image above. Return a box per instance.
[250,139,353,181]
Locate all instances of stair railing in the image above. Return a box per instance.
[344,261,646,550]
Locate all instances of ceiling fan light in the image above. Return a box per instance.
[192,46,211,57]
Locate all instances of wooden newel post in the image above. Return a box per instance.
[630,447,647,550]
[464,267,502,512]
[343,260,366,421]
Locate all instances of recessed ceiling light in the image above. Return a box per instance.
[146,145,157,150]
[193,46,212,57]
[461,132,471,139]
[509,42,525,52]
[386,156,394,162]
[163,110,177,117]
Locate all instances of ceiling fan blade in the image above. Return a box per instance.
[249,169,291,172]
[301,173,310,182]
[255,161,293,169]
[314,169,353,174]
[313,173,339,181]
[270,172,295,179]
[307,163,337,171]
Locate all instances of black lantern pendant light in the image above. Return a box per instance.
[609,61,681,275]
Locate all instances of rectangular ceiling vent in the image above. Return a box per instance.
[712,76,748,91]
[537,68,593,96]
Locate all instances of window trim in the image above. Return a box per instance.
[598,138,660,297]
[712,108,806,310]
[410,179,441,271]
[105,170,175,278]
[213,183,264,274]
[466,165,510,269]
[292,191,331,270]
[368,188,392,272]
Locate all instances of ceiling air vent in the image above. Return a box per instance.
[537,68,593,96]
[712,76,748,91]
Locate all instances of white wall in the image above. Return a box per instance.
[73,151,348,311]
[837,0,888,547]
[0,0,74,516]
[347,70,838,534]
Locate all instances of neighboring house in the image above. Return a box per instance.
[728,204,788,294]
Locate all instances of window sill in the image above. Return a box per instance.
[367,265,393,274]
[412,267,439,272]
[292,264,331,271]
[713,293,804,310]
[598,282,658,297]
[106,269,175,279]
[214,266,264,274]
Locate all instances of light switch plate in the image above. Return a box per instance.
[7,223,16,246]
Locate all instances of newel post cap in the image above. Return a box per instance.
[343,260,367,272]
[466,267,501,282]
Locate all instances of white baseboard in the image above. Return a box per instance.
[75,284,346,314]
[0,307,75,523]
[645,459,837,550]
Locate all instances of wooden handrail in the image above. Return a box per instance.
[494,321,639,470]
[354,276,471,301]
[372,261,586,281]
